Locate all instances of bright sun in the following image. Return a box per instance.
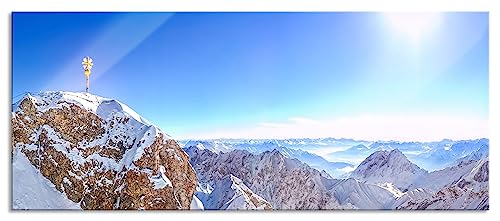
[384,12,442,45]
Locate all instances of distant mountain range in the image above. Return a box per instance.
[181,137,488,177]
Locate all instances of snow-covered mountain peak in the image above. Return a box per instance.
[351,149,427,191]
[388,148,406,159]
[358,149,414,168]
[12,91,196,209]
[14,91,153,128]
[14,91,100,112]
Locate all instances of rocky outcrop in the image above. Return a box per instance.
[12,91,197,210]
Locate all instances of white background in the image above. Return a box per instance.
[0,0,498,220]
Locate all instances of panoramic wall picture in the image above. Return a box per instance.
[11,12,488,210]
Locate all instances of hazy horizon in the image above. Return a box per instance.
[175,135,488,143]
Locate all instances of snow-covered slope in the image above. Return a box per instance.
[190,195,204,210]
[185,146,346,209]
[388,188,433,209]
[397,159,488,210]
[350,149,427,191]
[202,174,272,210]
[329,178,396,209]
[409,157,486,193]
[11,91,197,210]
[12,149,81,209]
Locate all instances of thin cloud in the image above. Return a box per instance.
[180,113,488,142]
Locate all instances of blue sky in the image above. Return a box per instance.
[12,12,489,140]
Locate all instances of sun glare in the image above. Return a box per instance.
[384,12,442,45]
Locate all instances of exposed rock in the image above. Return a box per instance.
[473,161,488,182]
[12,91,197,210]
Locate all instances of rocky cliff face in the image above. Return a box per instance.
[185,146,349,209]
[12,91,197,210]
